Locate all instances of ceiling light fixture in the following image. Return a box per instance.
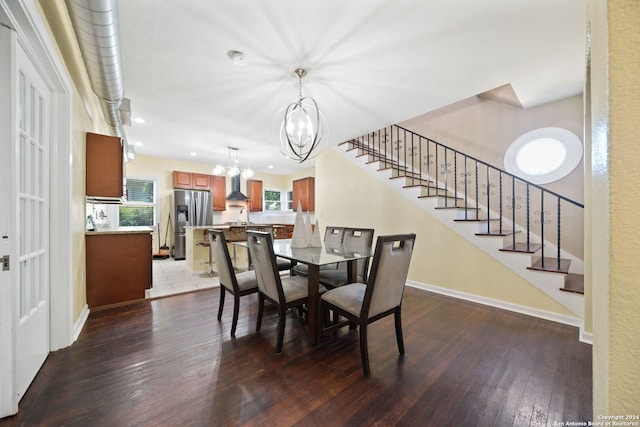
[227,50,248,66]
[213,146,254,178]
[277,68,327,163]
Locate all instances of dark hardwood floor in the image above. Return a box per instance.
[1,286,592,426]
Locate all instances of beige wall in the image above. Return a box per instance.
[401,94,584,202]
[590,0,640,415]
[316,149,574,316]
[36,0,111,321]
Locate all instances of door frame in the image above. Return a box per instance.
[0,0,73,417]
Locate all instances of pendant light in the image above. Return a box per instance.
[277,68,327,163]
[212,146,253,178]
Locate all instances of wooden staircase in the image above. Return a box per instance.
[339,133,585,318]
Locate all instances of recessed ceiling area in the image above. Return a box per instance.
[117,0,586,175]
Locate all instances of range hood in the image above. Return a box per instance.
[226,175,248,201]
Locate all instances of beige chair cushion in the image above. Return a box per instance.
[281,276,327,302]
[234,270,258,292]
[321,283,366,316]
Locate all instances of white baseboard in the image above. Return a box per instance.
[73,304,90,343]
[406,280,591,344]
[579,328,593,345]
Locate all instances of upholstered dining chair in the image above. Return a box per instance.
[245,225,295,273]
[291,226,347,277]
[246,230,325,353]
[208,230,258,337]
[318,227,375,288]
[320,233,416,376]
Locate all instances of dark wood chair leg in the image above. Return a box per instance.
[394,308,405,355]
[359,321,370,377]
[231,294,240,337]
[276,307,286,353]
[256,294,265,332]
[217,287,226,321]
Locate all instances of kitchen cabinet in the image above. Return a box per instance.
[192,173,211,191]
[86,132,124,200]
[293,176,315,211]
[173,171,211,191]
[246,179,263,212]
[211,175,226,211]
[172,171,193,189]
[86,231,152,308]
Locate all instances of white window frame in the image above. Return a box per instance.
[504,127,583,185]
[117,176,157,228]
[263,187,293,213]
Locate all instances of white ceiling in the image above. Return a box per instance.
[117,0,586,176]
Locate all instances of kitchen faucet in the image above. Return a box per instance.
[239,207,249,224]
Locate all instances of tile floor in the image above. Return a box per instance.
[146,258,219,299]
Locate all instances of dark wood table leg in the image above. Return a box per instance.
[347,259,357,283]
[307,264,320,346]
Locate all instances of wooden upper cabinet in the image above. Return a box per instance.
[172,171,193,189]
[192,173,211,191]
[293,176,315,212]
[210,175,226,211]
[86,132,124,198]
[246,179,263,212]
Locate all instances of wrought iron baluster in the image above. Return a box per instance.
[475,160,479,212]
[526,183,530,251]
[464,157,469,218]
[557,198,561,271]
[540,189,545,268]
[498,172,503,234]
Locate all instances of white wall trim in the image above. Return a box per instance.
[406,279,590,344]
[73,305,90,342]
[15,0,74,351]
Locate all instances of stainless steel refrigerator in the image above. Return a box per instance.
[172,189,213,260]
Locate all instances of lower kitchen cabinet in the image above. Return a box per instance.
[86,231,152,308]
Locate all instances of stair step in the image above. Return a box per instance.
[455,217,499,222]
[499,242,543,254]
[475,230,518,237]
[560,273,584,294]
[527,257,571,274]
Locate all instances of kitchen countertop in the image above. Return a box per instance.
[184,224,288,230]
[86,226,154,236]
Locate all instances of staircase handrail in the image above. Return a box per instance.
[393,125,584,209]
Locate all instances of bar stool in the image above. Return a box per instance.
[196,229,213,275]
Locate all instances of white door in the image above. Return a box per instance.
[13,40,51,400]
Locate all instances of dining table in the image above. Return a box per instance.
[234,238,373,345]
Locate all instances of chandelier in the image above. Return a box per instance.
[277,68,327,163]
[213,146,254,178]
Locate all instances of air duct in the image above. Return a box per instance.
[65,0,132,160]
